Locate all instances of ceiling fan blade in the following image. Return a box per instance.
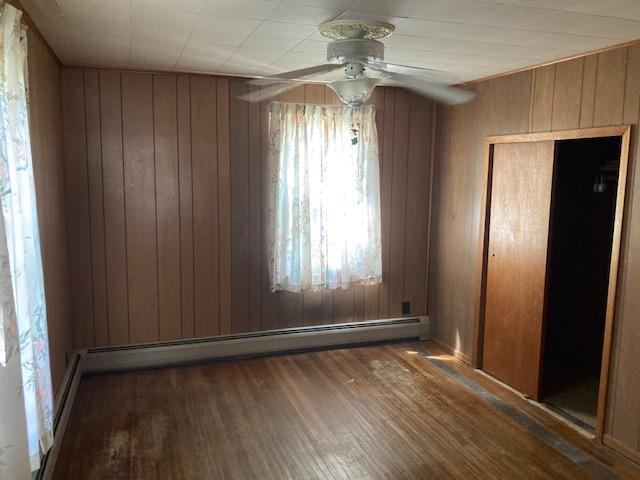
[368,62,475,105]
[239,82,300,103]
[379,70,474,105]
[248,63,344,85]
[367,60,457,85]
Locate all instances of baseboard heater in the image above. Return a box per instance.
[37,352,84,480]
[83,316,430,374]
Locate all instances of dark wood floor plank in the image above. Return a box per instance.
[53,342,640,479]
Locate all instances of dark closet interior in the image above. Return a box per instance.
[541,136,621,430]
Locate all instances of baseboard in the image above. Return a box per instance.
[84,316,430,374]
[430,337,473,366]
[37,351,85,480]
[603,434,640,464]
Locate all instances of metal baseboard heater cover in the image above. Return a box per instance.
[84,316,430,373]
[36,352,84,480]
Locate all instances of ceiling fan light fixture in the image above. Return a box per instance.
[329,77,379,108]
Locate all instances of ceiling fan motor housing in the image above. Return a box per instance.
[327,39,384,65]
[344,63,365,78]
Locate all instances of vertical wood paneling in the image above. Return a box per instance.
[229,78,251,333]
[429,104,451,345]
[122,73,158,343]
[63,69,434,343]
[153,74,181,340]
[99,70,129,345]
[622,45,640,125]
[530,64,555,133]
[551,58,583,131]
[217,79,232,335]
[83,69,109,346]
[388,89,411,317]
[579,55,598,128]
[333,289,355,323]
[593,49,627,127]
[177,75,195,339]
[27,28,70,389]
[321,289,333,324]
[306,285,327,321]
[248,84,264,331]
[191,76,219,337]
[62,68,94,348]
[424,103,437,317]
[403,94,431,316]
[353,287,365,322]
[429,45,640,460]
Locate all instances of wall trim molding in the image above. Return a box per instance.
[604,434,640,465]
[83,316,430,374]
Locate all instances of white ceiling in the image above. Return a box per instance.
[21,0,640,83]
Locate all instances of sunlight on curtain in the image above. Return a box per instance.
[268,102,382,292]
[0,4,54,477]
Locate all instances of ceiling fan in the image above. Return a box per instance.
[241,19,475,108]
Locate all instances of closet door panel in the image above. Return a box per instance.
[483,140,555,399]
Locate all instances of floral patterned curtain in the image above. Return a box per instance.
[268,102,382,292]
[0,3,54,477]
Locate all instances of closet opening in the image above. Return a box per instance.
[541,136,622,432]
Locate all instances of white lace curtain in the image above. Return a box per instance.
[0,4,54,478]
[267,101,382,292]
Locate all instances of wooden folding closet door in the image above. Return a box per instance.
[482,141,555,399]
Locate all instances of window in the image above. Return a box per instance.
[267,102,382,292]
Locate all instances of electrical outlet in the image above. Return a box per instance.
[402,301,410,315]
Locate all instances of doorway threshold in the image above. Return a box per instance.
[473,368,597,440]
[544,401,596,435]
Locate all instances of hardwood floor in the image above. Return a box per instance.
[53,342,640,479]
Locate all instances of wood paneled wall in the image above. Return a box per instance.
[430,44,640,459]
[25,21,71,391]
[61,68,434,347]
